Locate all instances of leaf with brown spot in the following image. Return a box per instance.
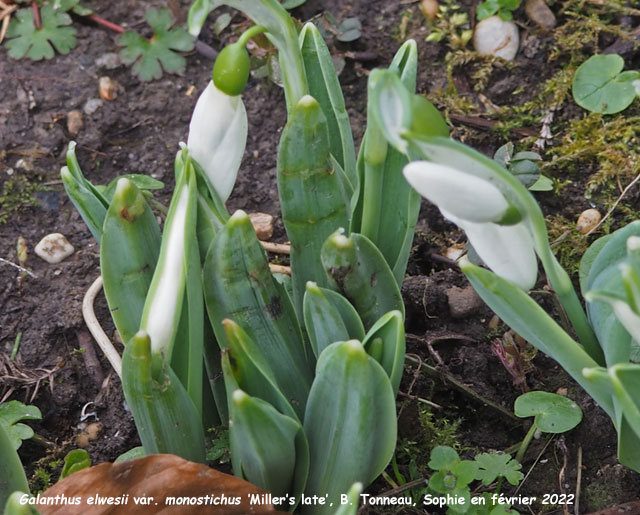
[37,454,288,514]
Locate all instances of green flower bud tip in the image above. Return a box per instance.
[212,25,267,96]
[213,43,251,96]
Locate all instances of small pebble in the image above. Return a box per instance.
[556,387,568,397]
[15,158,32,171]
[576,208,601,234]
[35,233,74,264]
[420,0,439,20]
[525,0,556,29]
[95,52,121,69]
[444,244,465,262]
[98,76,119,101]
[473,16,519,61]
[445,285,484,319]
[249,212,274,241]
[66,110,84,135]
[83,98,104,115]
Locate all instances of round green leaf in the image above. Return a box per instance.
[572,54,640,114]
[514,391,583,433]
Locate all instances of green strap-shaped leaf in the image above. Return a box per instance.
[222,320,309,504]
[100,178,161,345]
[351,41,423,285]
[60,142,109,242]
[461,260,614,418]
[333,483,363,515]
[583,366,640,472]
[0,420,30,507]
[121,331,206,462]
[4,492,39,514]
[362,310,405,395]
[203,210,312,419]
[229,389,301,500]
[299,22,356,185]
[303,340,397,514]
[321,230,404,330]
[303,282,365,358]
[278,95,349,319]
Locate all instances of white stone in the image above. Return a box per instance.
[473,16,519,61]
[35,233,74,264]
[83,98,104,115]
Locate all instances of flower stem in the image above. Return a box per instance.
[85,13,125,33]
[32,0,41,30]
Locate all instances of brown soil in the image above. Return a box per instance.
[1,0,639,513]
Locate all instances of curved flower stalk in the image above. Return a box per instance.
[189,0,308,109]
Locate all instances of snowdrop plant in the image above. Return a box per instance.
[368,70,640,473]
[60,0,447,511]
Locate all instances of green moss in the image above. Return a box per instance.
[0,176,43,226]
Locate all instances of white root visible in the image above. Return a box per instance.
[82,276,122,378]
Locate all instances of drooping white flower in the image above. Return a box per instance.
[187,80,248,202]
[403,160,538,290]
[404,161,510,223]
[444,211,538,291]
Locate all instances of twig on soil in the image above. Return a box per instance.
[405,352,519,421]
[269,263,291,275]
[82,276,122,378]
[449,114,539,138]
[0,353,61,404]
[195,40,219,61]
[76,329,105,387]
[86,13,125,34]
[261,241,291,255]
[556,436,570,515]
[0,257,37,278]
[377,477,428,498]
[397,390,442,409]
[585,171,640,235]
[575,445,582,515]
[31,0,41,30]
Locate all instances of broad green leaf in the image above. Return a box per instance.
[303,282,363,358]
[572,54,640,114]
[299,22,356,183]
[474,452,523,486]
[6,6,76,60]
[303,341,397,514]
[59,449,91,479]
[4,492,39,515]
[100,178,161,345]
[282,0,307,8]
[121,332,206,463]
[0,422,29,507]
[203,210,312,419]
[229,390,301,499]
[118,7,195,81]
[278,95,349,319]
[514,391,583,433]
[114,446,146,463]
[428,445,460,471]
[362,310,405,394]
[0,400,41,450]
[321,231,404,330]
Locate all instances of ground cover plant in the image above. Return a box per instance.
[3,0,640,513]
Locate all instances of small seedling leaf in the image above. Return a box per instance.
[213,13,232,35]
[60,449,91,479]
[514,391,583,433]
[337,17,362,42]
[6,5,77,61]
[428,445,460,471]
[281,0,307,8]
[572,54,640,114]
[451,459,479,487]
[0,400,42,450]
[114,446,147,463]
[474,452,523,486]
[118,7,195,82]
